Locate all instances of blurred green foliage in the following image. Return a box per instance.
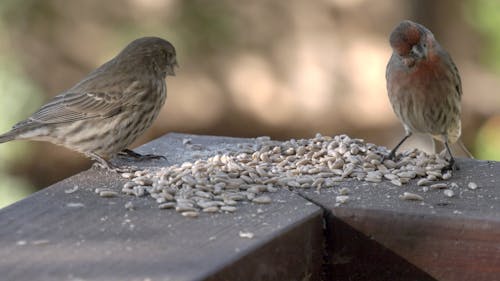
[0,25,42,208]
[0,0,497,208]
[475,116,500,160]
[467,0,500,72]
[174,0,236,55]
[466,0,500,160]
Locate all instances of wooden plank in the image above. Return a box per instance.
[3,132,499,281]
[0,133,323,281]
[301,158,500,281]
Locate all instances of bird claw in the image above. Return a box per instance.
[441,159,459,173]
[91,150,166,172]
[381,151,396,163]
[92,162,137,173]
[118,149,166,161]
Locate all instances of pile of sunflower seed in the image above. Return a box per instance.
[116,134,455,217]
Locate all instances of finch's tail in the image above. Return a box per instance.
[458,139,474,159]
[0,122,49,144]
[0,130,17,143]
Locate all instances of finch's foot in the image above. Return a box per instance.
[87,152,136,173]
[384,133,412,162]
[381,150,397,163]
[118,149,166,161]
[92,162,136,173]
[442,158,459,172]
[442,138,459,172]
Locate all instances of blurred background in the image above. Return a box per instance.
[0,0,499,207]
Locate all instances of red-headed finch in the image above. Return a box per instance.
[386,20,471,170]
[0,37,178,170]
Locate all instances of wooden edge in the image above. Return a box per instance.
[330,207,500,281]
[0,133,324,281]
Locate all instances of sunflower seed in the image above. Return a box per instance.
[239,231,255,239]
[181,211,199,218]
[335,195,350,204]
[430,183,448,190]
[221,206,238,212]
[99,190,118,198]
[400,192,424,201]
[417,178,433,186]
[467,182,478,190]
[115,133,456,218]
[252,196,272,204]
[202,206,219,213]
[158,202,176,209]
[443,189,454,197]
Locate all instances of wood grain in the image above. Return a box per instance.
[301,158,500,281]
[0,133,323,281]
[2,133,499,281]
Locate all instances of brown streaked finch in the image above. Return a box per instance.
[386,20,472,170]
[0,36,178,171]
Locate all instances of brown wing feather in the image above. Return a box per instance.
[13,74,144,128]
[26,91,123,124]
[449,58,462,99]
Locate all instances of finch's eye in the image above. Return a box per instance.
[164,51,172,62]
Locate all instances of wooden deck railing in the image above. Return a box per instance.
[0,133,499,281]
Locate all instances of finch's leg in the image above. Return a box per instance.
[443,135,459,171]
[118,149,166,160]
[387,132,412,160]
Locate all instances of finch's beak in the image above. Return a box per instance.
[411,43,427,60]
[166,61,179,76]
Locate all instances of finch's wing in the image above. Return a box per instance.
[449,58,462,99]
[13,70,147,128]
[13,80,142,129]
[27,90,125,125]
[438,46,462,100]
